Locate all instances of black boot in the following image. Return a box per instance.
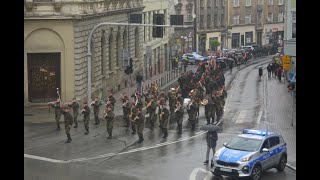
[165,129,168,138]
[65,134,72,143]
[178,124,182,134]
[191,124,195,130]
[73,123,78,128]
[107,129,112,139]
[56,125,60,131]
[132,131,136,135]
[206,119,210,125]
[137,137,143,143]
[203,160,209,165]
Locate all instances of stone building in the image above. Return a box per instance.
[24,0,144,104]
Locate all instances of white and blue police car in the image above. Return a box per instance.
[211,129,287,180]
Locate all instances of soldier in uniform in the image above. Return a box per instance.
[159,99,169,138]
[168,88,177,115]
[129,104,138,134]
[158,91,168,105]
[48,98,62,131]
[215,88,227,123]
[134,108,145,143]
[91,97,103,125]
[134,93,144,109]
[61,104,74,143]
[106,90,116,111]
[121,94,131,127]
[188,98,199,130]
[68,97,80,128]
[146,96,157,130]
[174,101,184,134]
[104,105,115,139]
[81,102,91,135]
[204,94,215,125]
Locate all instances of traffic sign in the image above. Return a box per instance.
[282,55,291,70]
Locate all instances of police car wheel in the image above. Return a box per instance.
[276,155,287,172]
[251,165,262,180]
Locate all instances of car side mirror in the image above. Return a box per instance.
[223,143,227,147]
[262,148,269,152]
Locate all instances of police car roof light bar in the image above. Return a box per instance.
[242,129,268,136]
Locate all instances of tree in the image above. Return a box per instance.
[209,39,221,51]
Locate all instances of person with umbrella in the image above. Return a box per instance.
[203,129,218,166]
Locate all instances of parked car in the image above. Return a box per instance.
[211,129,287,180]
[181,53,206,65]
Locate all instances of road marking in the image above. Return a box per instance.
[25,130,207,164]
[189,167,212,180]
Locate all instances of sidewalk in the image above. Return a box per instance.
[24,68,186,123]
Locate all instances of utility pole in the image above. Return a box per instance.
[193,0,197,52]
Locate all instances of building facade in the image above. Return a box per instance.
[196,0,227,55]
[24,0,144,104]
[142,0,170,80]
[283,0,296,75]
[226,0,285,49]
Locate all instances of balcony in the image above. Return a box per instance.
[257,5,263,12]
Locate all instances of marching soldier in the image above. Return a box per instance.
[68,97,80,128]
[134,93,144,109]
[159,101,170,138]
[188,98,199,130]
[81,102,91,135]
[168,88,177,115]
[215,88,227,123]
[134,108,145,143]
[106,90,116,111]
[91,97,103,125]
[203,94,215,125]
[146,96,157,130]
[174,101,184,134]
[121,94,132,127]
[48,98,62,131]
[61,104,74,143]
[158,91,168,105]
[129,104,137,134]
[104,104,115,139]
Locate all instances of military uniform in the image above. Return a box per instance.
[51,102,62,130]
[159,106,170,138]
[69,101,80,128]
[135,96,144,109]
[146,99,157,130]
[189,101,199,130]
[122,99,131,127]
[104,109,115,139]
[107,95,116,111]
[130,106,138,134]
[174,103,184,134]
[215,89,227,122]
[135,111,145,143]
[62,110,73,143]
[82,105,91,135]
[168,90,177,115]
[91,100,102,125]
[204,96,216,124]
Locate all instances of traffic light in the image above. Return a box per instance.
[153,14,164,38]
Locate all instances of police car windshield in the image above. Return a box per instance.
[226,137,262,152]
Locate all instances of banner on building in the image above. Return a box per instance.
[282,55,291,70]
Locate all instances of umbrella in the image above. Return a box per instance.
[200,124,221,131]
[216,60,227,69]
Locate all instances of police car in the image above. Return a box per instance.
[211,129,287,180]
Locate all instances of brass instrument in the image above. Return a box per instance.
[174,103,181,113]
[103,109,109,118]
[122,100,128,108]
[187,100,193,110]
[90,101,95,106]
[201,99,209,106]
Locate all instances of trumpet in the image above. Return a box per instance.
[187,100,193,110]
[200,99,209,106]
[146,100,152,108]
[122,100,128,108]
[90,101,95,106]
[174,103,181,113]
[103,110,109,118]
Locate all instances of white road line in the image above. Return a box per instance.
[256,111,263,124]
[24,154,68,163]
[25,131,207,164]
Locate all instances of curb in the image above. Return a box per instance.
[286,163,296,171]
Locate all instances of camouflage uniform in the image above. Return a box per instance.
[62,110,73,143]
[135,96,144,109]
[189,101,199,130]
[123,100,132,127]
[135,112,145,143]
[130,106,138,134]
[91,100,102,125]
[168,91,177,115]
[204,96,216,124]
[146,100,157,130]
[51,102,62,130]
[174,104,184,134]
[159,106,170,138]
[69,102,80,128]
[108,95,116,111]
[215,89,227,122]
[82,105,91,134]
[104,110,115,139]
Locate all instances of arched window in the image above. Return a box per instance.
[101,33,106,75]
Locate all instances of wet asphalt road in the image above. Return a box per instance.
[24,57,296,180]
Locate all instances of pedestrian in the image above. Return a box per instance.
[61,104,74,143]
[80,102,91,135]
[134,108,145,143]
[267,63,272,78]
[174,101,184,134]
[258,66,263,81]
[91,97,103,125]
[159,100,170,138]
[104,104,115,139]
[48,98,62,131]
[68,97,80,128]
[204,131,218,166]
[277,66,283,82]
